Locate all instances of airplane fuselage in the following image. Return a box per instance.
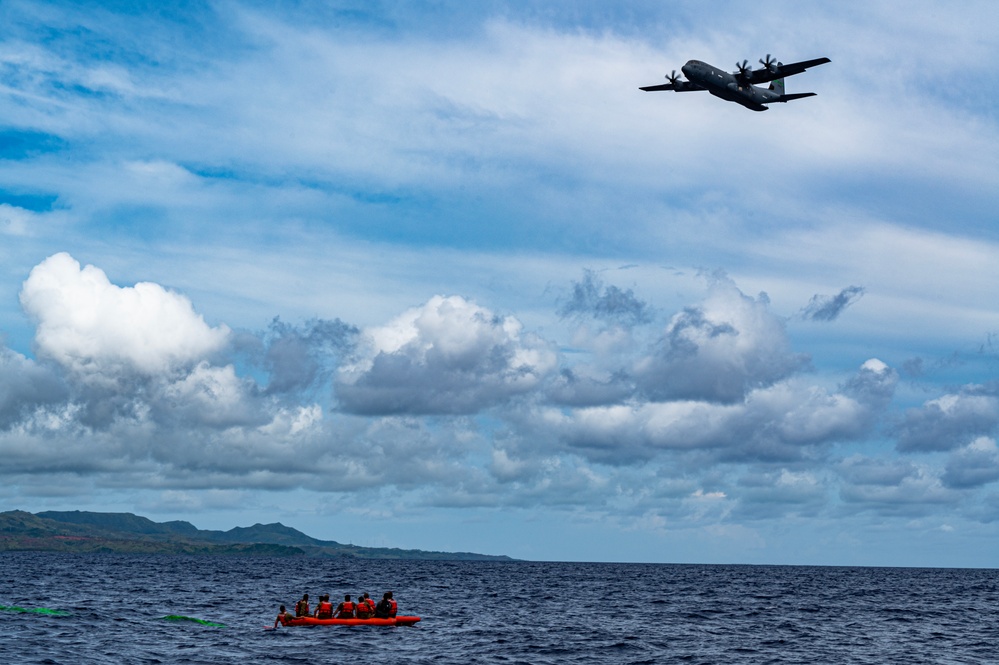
[681,60,780,112]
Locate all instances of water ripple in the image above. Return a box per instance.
[1,554,996,664]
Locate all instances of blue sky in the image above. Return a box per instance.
[2,0,998,567]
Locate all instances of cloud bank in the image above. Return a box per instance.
[1,254,994,540]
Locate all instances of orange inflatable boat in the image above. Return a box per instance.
[286,616,420,627]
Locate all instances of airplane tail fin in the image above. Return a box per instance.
[769,73,817,103]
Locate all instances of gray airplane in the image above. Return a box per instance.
[640,54,831,111]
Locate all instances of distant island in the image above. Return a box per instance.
[0,510,514,560]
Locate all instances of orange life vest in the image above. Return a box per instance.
[388,599,397,617]
[336,601,354,618]
[295,600,310,616]
[317,601,333,619]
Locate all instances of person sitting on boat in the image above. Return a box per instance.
[362,593,376,616]
[374,591,397,619]
[274,605,295,628]
[334,594,355,619]
[315,595,334,619]
[295,593,310,617]
[355,595,374,620]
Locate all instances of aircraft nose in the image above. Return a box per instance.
[681,63,693,78]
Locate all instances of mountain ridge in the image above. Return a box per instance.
[0,510,513,560]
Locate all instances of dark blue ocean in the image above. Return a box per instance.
[1,553,996,664]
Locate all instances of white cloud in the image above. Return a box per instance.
[895,387,999,452]
[489,447,532,483]
[19,253,230,381]
[258,404,323,438]
[336,295,557,414]
[0,346,66,428]
[534,358,895,466]
[943,437,999,489]
[840,477,956,514]
[634,276,808,403]
[734,469,827,519]
[838,455,918,487]
[156,361,263,429]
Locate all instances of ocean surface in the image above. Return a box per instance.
[1,553,996,664]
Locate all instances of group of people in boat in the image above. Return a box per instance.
[274,591,398,627]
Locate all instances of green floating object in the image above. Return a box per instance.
[161,614,226,628]
[0,605,70,616]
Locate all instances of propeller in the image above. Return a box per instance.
[666,70,681,85]
[759,54,778,73]
[735,59,752,78]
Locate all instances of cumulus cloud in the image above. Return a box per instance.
[837,455,957,516]
[734,469,827,519]
[154,362,266,429]
[842,358,898,413]
[529,359,895,466]
[837,455,919,487]
[942,437,999,488]
[20,253,230,382]
[5,257,537,495]
[558,269,651,326]
[336,295,557,415]
[0,253,985,540]
[0,347,67,429]
[634,277,808,404]
[895,385,999,452]
[801,285,865,322]
[261,317,357,395]
[545,367,633,407]
[489,447,532,483]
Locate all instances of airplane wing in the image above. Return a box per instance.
[747,57,830,84]
[639,81,705,92]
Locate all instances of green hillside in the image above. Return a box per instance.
[1,510,513,560]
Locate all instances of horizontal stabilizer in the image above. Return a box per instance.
[778,92,816,102]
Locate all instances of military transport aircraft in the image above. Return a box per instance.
[640,55,831,111]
